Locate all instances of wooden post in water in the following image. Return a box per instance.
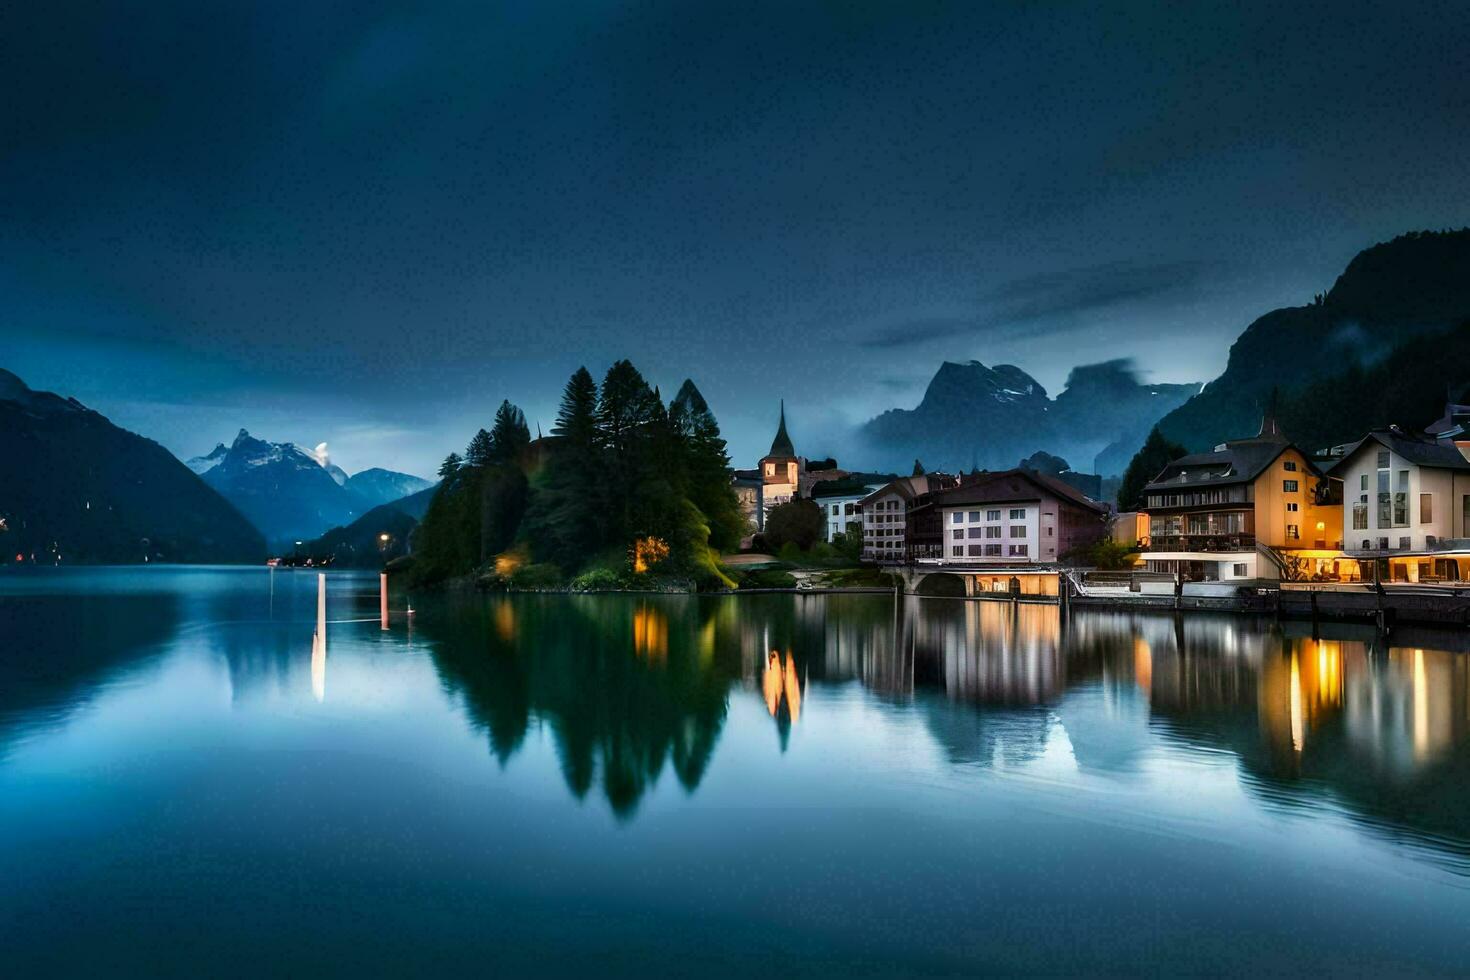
[380,572,389,630]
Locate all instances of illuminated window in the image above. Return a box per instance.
[1286,502,1298,512]
[1286,524,1299,539]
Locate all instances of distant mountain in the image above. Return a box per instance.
[197,430,360,548]
[861,359,1196,476]
[384,483,438,521]
[186,442,228,475]
[0,369,265,564]
[302,501,420,568]
[301,481,439,567]
[344,468,433,508]
[1153,229,1470,452]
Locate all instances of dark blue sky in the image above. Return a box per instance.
[5,1,1468,477]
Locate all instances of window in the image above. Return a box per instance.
[831,504,839,516]
[1360,474,1368,492]
[1283,480,1298,493]
[1377,450,1390,468]
[983,544,1001,556]
[986,509,1001,521]
[1421,493,1433,524]
[1046,526,1053,536]
[1352,502,1367,530]
[967,544,984,557]
[1010,526,1025,538]
[1286,502,1299,512]
[951,546,963,557]
[1009,544,1028,557]
[1377,537,1389,550]
[1233,563,1249,576]
[952,529,963,540]
[967,527,983,539]
[984,526,1001,539]
[1399,536,1411,550]
[968,511,981,522]
[1286,524,1299,540]
[1009,508,1026,520]
[951,512,962,524]
[1284,460,1297,471]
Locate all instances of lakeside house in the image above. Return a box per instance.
[932,469,1108,565]
[811,477,887,543]
[1326,426,1470,581]
[1140,412,1344,585]
[857,473,956,561]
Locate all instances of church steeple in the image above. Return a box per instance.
[768,399,796,457]
[1257,386,1286,441]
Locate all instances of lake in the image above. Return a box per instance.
[3,566,1469,976]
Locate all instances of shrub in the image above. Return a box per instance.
[738,568,797,590]
[510,562,563,589]
[571,567,626,591]
[777,541,804,563]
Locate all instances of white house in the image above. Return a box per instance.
[813,480,884,543]
[1331,428,1470,578]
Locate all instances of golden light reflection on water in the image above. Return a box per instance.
[762,649,801,725]
[493,600,516,643]
[633,604,668,662]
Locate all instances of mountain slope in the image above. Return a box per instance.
[345,468,433,508]
[199,430,360,547]
[1154,229,1470,451]
[0,370,265,564]
[861,359,1196,475]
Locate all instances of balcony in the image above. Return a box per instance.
[1147,533,1255,554]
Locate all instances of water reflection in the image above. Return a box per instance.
[5,569,1470,869]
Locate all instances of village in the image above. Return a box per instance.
[732,396,1470,619]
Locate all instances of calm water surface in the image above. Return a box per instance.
[3,566,1470,975]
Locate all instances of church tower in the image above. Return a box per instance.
[760,400,800,488]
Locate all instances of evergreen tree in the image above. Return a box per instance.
[522,368,607,570]
[597,360,662,544]
[438,452,463,479]
[465,429,493,467]
[1117,427,1187,510]
[670,379,745,550]
[488,400,531,465]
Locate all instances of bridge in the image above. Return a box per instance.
[878,561,1066,601]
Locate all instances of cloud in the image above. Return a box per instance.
[861,259,1212,349]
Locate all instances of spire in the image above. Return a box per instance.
[768,399,795,457]
[1257,387,1285,441]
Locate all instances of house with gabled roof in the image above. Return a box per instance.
[1141,412,1343,585]
[1328,425,1470,582]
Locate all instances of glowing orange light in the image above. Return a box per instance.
[631,536,670,574]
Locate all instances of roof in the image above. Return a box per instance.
[766,400,795,458]
[1143,436,1309,492]
[857,474,932,508]
[810,478,884,499]
[933,469,1106,512]
[1327,428,1470,473]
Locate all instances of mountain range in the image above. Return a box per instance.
[0,370,265,564]
[188,431,430,549]
[858,229,1470,481]
[861,358,1198,476]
